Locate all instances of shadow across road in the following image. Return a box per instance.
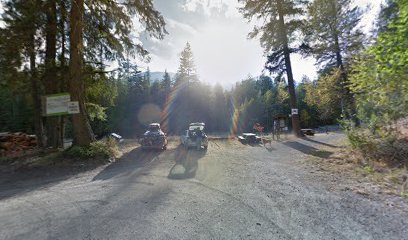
[283,141,333,159]
[168,145,206,180]
[302,136,340,148]
[92,147,162,181]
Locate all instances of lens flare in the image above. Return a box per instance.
[160,81,188,132]
[229,97,239,137]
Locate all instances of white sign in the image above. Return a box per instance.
[46,93,70,116]
[280,119,286,127]
[68,101,80,114]
[291,108,299,115]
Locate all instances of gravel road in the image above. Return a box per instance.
[0,133,407,240]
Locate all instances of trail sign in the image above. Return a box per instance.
[291,108,298,115]
[68,101,80,114]
[44,93,70,116]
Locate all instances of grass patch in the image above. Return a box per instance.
[360,166,375,175]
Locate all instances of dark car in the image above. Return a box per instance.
[238,133,261,144]
[301,129,315,136]
[141,123,168,150]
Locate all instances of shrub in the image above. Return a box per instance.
[342,119,408,167]
[64,137,118,161]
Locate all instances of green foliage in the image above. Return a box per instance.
[240,0,307,75]
[174,42,198,85]
[0,87,33,132]
[342,120,408,167]
[376,0,399,34]
[305,69,342,122]
[361,166,375,175]
[296,76,321,127]
[64,138,118,160]
[349,0,408,131]
[342,122,374,150]
[84,0,167,63]
[86,103,107,122]
[305,0,364,68]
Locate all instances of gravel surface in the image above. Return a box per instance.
[0,133,407,240]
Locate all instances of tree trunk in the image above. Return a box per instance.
[334,33,359,126]
[69,0,95,146]
[29,32,46,148]
[277,0,302,137]
[45,0,61,148]
[58,0,68,147]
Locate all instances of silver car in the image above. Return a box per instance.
[180,123,208,150]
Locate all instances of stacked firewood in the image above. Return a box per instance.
[0,132,37,157]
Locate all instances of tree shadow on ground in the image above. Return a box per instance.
[0,161,101,200]
[302,137,340,148]
[168,145,206,180]
[283,141,333,159]
[92,147,163,181]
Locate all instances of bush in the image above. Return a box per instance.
[342,120,408,167]
[64,137,118,161]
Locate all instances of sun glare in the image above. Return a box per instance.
[190,19,264,86]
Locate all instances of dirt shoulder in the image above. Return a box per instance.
[301,134,408,210]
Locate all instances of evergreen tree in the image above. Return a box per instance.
[44,0,61,148]
[212,84,229,132]
[239,0,306,136]
[305,0,364,121]
[0,0,46,147]
[350,0,408,131]
[67,0,167,146]
[161,70,172,96]
[376,0,399,34]
[174,42,198,86]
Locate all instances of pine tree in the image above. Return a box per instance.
[44,0,61,148]
[161,70,172,96]
[305,0,364,122]
[69,0,94,146]
[0,0,46,147]
[240,0,306,136]
[67,0,167,146]
[175,42,198,86]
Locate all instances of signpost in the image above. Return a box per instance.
[67,101,80,114]
[43,93,80,116]
[291,108,298,115]
[44,93,70,116]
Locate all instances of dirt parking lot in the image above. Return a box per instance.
[1,133,407,240]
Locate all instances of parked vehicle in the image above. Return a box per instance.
[180,123,208,150]
[238,133,261,144]
[141,123,168,150]
[301,129,315,136]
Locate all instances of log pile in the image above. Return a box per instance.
[0,132,37,157]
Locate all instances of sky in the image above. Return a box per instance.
[0,2,3,28]
[141,0,384,87]
[0,0,384,87]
